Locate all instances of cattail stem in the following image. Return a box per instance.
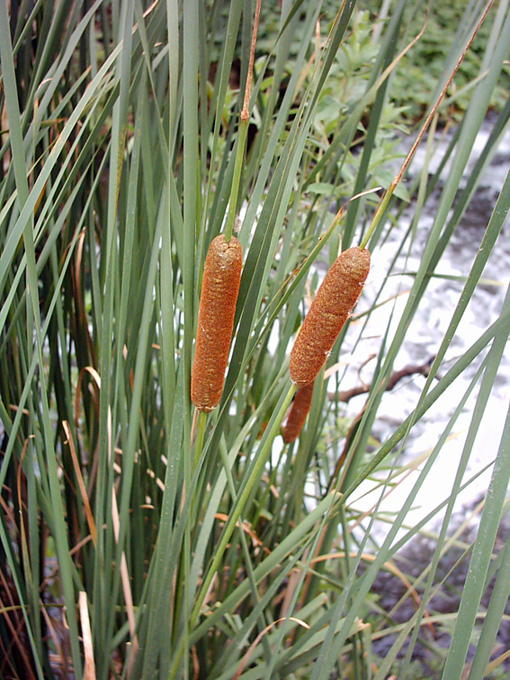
[224,120,249,242]
[359,186,393,251]
[224,0,261,242]
[242,0,262,122]
[169,382,297,680]
[192,410,207,474]
[189,382,296,624]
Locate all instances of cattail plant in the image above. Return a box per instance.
[282,382,315,444]
[191,234,243,412]
[290,246,370,387]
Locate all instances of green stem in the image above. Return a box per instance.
[191,381,295,620]
[359,183,395,250]
[224,118,249,242]
[218,441,274,664]
[167,381,297,680]
[192,410,207,474]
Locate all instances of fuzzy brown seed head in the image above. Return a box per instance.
[191,235,243,412]
[290,247,370,387]
[282,382,314,444]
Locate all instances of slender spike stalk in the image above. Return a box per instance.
[192,410,207,473]
[224,120,249,242]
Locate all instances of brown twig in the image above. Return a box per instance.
[329,356,437,403]
[329,356,437,485]
[241,0,262,122]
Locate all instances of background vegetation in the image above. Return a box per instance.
[1,0,510,679]
[362,0,510,120]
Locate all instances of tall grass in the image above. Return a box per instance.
[1,1,510,678]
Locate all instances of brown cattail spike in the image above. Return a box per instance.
[191,235,243,412]
[282,382,314,444]
[290,247,370,387]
